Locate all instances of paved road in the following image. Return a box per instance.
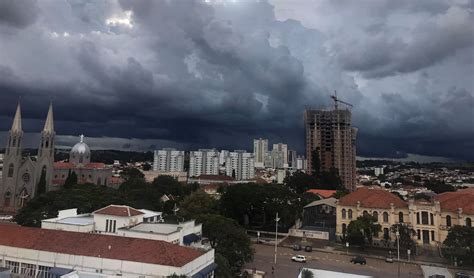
[245,244,423,278]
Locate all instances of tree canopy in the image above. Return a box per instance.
[346,215,381,247]
[443,225,474,265]
[178,190,218,221]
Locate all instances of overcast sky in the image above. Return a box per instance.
[0,0,473,160]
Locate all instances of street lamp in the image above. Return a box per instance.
[396,226,400,278]
[274,212,280,265]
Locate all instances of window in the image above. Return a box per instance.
[348,209,353,219]
[383,228,390,240]
[342,209,346,219]
[342,223,347,235]
[20,262,36,277]
[417,212,420,224]
[417,229,421,240]
[38,265,53,278]
[421,212,429,225]
[399,212,404,223]
[106,219,116,233]
[363,210,368,217]
[383,212,389,223]
[467,217,472,227]
[373,211,378,222]
[431,231,435,241]
[446,215,451,227]
[5,260,20,274]
[8,164,14,177]
[430,213,434,225]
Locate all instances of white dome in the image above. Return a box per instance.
[71,141,90,155]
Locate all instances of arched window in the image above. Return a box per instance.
[45,140,49,148]
[373,211,378,222]
[363,210,369,217]
[399,212,404,223]
[348,209,353,219]
[12,138,16,147]
[467,218,472,227]
[97,178,102,185]
[8,164,14,177]
[446,215,451,227]
[342,209,346,219]
[342,223,347,235]
[383,212,389,223]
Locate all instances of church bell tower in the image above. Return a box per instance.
[36,103,55,193]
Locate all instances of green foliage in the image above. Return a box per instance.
[36,169,47,195]
[63,170,78,188]
[301,269,314,278]
[15,184,124,227]
[443,225,474,265]
[121,168,145,181]
[425,181,455,194]
[346,215,381,247]
[332,189,349,199]
[219,183,301,230]
[215,253,233,278]
[197,214,253,273]
[142,162,152,171]
[152,175,191,197]
[391,223,416,252]
[284,171,318,194]
[178,190,218,220]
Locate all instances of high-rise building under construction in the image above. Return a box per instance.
[304,104,357,191]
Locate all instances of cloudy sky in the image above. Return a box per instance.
[0,0,473,160]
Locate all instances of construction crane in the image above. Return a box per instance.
[331,91,353,110]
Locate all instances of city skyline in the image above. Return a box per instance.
[0,0,473,161]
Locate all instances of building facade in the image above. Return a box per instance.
[225,150,255,180]
[336,187,474,247]
[153,148,185,172]
[189,149,219,177]
[304,109,357,191]
[253,138,268,169]
[272,143,288,168]
[0,104,55,213]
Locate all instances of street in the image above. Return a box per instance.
[245,244,423,278]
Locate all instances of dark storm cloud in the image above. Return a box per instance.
[0,0,39,28]
[0,0,472,160]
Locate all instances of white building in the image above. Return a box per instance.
[265,149,285,169]
[296,155,307,172]
[374,167,384,176]
[189,149,220,177]
[253,138,268,168]
[225,150,255,180]
[0,224,215,277]
[272,143,288,168]
[41,205,203,248]
[153,148,185,172]
[219,150,229,166]
[288,150,297,169]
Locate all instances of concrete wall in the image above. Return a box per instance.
[289,228,329,240]
[41,221,94,233]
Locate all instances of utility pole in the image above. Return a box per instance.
[274,212,280,265]
[396,226,400,278]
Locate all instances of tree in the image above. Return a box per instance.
[215,253,233,278]
[36,169,47,195]
[346,215,381,247]
[198,214,253,273]
[178,190,218,220]
[443,225,474,265]
[121,167,145,181]
[425,181,455,194]
[152,175,189,197]
[301,269,314,278]
[333,189,349,199]
[284,171,318,194]
[64,170,78,188]
[391,223,416,252]
[142,162,152,171]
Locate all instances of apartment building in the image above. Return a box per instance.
[272,143,288,168]
[225,150,255,180]
[153,148,185,172]
[189,149,219,177]
[336,187,474,247]
[304,109,357,191]
[253,138,268,168]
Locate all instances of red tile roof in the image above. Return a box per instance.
[339,187,407,208]
[197,175,234,181]
[54,162,107,170]
[306,189,337,198]
[0,224,203,267]
[93,205,144,217]
[54,162,74,169]
[435,188,474,215]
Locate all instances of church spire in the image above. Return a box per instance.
[11,102,22,133]
[43,102,54,133]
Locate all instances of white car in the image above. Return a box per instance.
[291,255,307,263]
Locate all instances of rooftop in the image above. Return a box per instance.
[435,187,474,214]
[0,224,204,267]
[306,189,337,199]
[93,205,144,217]
[339,187,407,209]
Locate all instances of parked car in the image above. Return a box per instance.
[304,245,312,252]
[455,272,474,278]
[293,244,301,251]
[350,256,367,265]
[291,255,307,263]
[385,256,394,263]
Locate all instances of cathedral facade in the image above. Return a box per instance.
[0,103,115,213]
